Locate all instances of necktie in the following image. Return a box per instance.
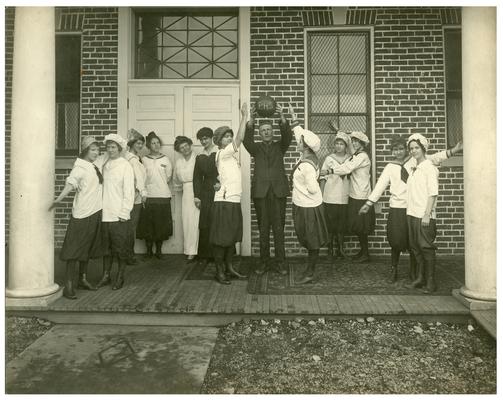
[94,165,104,184]
[400,165,409,184]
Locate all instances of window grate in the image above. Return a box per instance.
[307,30,371,163]
[135,10,239,79]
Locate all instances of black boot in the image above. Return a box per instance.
[97,256,113,288]
[297,250,317,284]
[336,234,349,260]
[225,248,247,279]
[255,260,268,275]
[327,236,335,263]
[405,258,425,288]
[421,258,437,294]
[145,241,154,259]
[78,261,97,290]
[215,263,231,285]
[155,241,163,259]
[112,261,126,290]
[389,265,398,283]
[408,251,417,282]
[63,261,77,300]
[389,249,400,283]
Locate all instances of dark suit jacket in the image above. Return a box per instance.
[243,120,293,199]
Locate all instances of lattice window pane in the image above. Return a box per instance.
[309,116,337,134]
[311,76,338,113]
[136,9,239,79]
[339,34,366,74]
[339,115,367,133]
[339,75,367,113]
[310,35,338,74]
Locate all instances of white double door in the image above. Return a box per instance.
[128,82,241,254]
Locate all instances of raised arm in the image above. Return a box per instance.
[233,102,248,149]
[278,103,293,153]
[243,104,258,156]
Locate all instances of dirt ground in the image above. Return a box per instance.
[5,317,54,362]
[202,318,496,394]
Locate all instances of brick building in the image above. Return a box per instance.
[4,7,496,305]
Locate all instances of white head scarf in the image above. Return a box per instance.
[407,133,429,151]
[293,125,321,152]
[104,133,128,151]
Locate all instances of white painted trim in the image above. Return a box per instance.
[303,26,376,185]
[117,7,130,138]
[239,6,252,256]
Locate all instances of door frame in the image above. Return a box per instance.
[118,7,252,255]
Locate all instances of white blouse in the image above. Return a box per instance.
[292,161,323,208]
[142,154,173,198]
[102,157,135,222]
[174,152,196,185]
[66,158,103,219]
[214,142,241,203]
[330,151,372,200]
[407,159,439,219]
[125,151,147,205]
[321,154,350,205]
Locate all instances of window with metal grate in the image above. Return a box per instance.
[306,30,371,163]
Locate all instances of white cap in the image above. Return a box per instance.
[104,133,128,150]
[293,125,321,152]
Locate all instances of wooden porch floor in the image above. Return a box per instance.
[43,255,468,317]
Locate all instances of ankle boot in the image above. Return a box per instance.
[78,273,97,291]
[112,263,125,290]
[406,259,425,288]
[145,241,154,259]
[63,263,77,300]
[97,258,112,288]
[421,259,437,294]
[297,264,315,285]
[389,265,398,283]
[215,263,231,285]
[155,241,162,259]
[408,252,417,282]
[226,260,248,279]
[328,238,335,263]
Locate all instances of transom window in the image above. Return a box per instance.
[306,30,372,162]
[135,8,239,79]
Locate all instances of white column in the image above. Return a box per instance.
[7,7,60,301]
[459,7,496,302]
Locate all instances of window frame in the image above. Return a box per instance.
[304,26,376,185]
[442,25,463,167]
[55,31,82,163]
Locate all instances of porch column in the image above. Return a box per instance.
[6,7,60,304]
[459,7,496,302]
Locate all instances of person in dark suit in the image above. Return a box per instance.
[244,103,293,275]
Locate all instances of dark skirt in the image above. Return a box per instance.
[102,221,131,260]
[209,201,243,247]
[324,203,348,235]
[293,204,329,250]
[387,207,409,251]
[347,197,376,236]
[136,198,173,241]
[199,187,215,230]
[60,210,103,262]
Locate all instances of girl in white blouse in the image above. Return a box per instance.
[173,135,199,262]
[329,131,375,263]
[136,131,173,259]
[124,129,147,265]
[210,103,248,285]
[319,131,352,262]
[290,109,329,285]
[50,136,103,299]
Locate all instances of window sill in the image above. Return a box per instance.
[55,156,75,170]
[441,155,463,168]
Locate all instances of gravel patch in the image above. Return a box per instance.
[202,318,496,394]
[5,317,54,363]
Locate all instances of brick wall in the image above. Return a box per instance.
[5,7,15,241]
[250,6,464,256]
[4,7,119,248]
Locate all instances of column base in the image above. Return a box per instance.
[452,288,496,311]
[6,285,62,310]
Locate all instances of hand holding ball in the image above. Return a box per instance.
[255,95,277,118]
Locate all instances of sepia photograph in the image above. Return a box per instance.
[2,0,498,395]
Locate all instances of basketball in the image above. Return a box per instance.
[255,95,277,118]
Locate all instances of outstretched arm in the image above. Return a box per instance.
[243,103,258,156]
[234,102,248,149]
[49,183,74,210]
